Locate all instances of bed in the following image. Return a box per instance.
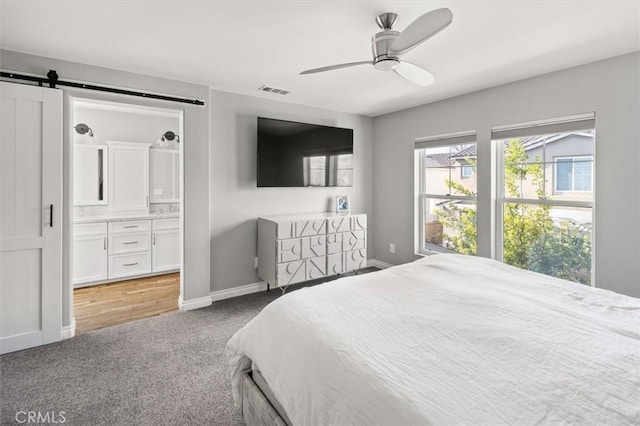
[227,254,640,425]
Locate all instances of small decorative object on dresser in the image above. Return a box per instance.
[336,195,350,214]
[257,213,367,291]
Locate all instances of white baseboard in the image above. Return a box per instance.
[178,294,212,311]
[367,259,393,269]
[62,318,76,340]
[209,263,391,303]
[211,281,268,302]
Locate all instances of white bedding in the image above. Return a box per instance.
[227,254,640,425]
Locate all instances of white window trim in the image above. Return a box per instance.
[415,141,477,256]
[553,155,593,193]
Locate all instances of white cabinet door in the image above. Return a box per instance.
[0,82,62,354]
[107,141,150,215]
[73,235,108,284]
[152,229,180,272]
[150,149,180,203]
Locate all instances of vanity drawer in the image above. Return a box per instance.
[109,220,151,234]
[108,252,151,279]
[73,222,107,236]
[152,218,179,230]
[109,232,151,255]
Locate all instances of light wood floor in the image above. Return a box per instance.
[73,273,180,334]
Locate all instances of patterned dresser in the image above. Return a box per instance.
[257,213,367,289]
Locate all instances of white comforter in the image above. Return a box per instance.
[227,254,640,425]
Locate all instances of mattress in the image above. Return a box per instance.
[227,254,640,425]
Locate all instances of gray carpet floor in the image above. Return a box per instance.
[0,269,377,426]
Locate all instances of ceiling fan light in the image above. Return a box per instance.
[374,58,400,71]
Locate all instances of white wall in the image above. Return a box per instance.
[209,90,374,291]
[372,52,640,297]
[73,106,180,146]
[0,49,212,325]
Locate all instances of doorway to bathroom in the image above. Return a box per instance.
[70,98,184,333]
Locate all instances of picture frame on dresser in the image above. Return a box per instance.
[336,196,350,214]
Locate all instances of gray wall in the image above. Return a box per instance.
[372,52,640,297]
[0,50,211,325]
[209,89,374,292]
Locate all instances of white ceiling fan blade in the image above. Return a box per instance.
[389,8,453,56]
[300,61,373,75]
[394,61,435,87]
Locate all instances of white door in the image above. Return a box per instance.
[0,82,63,354]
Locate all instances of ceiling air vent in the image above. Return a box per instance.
[258,85,290,95]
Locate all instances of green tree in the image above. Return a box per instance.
[434,140,591,284]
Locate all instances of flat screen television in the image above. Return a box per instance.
[257,117,354,187]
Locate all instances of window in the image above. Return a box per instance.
[303,154,354,187]
[304,156,327,187]
[416,132,477,255]
[332,154,353,187]
[461,164,473,179]
[495,126,594,285]
[554,156,593,192]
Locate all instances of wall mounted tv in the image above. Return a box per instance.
[257,117,354,187]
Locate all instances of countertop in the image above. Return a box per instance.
[73,212,179,224]
[259,212,365,221]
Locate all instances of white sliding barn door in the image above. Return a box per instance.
[0,81,63,354]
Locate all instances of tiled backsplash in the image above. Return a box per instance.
[150,203,180,214]
[73,205,108,218]
[74,203,179,218]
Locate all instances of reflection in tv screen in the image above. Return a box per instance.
[257,117,354,187]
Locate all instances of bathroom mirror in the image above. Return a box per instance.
[73,145,108,206]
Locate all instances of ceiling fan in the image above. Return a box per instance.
[300,8,453,87]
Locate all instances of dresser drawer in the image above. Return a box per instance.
[109,232,151,255]
[342,230,366,251]
[277,219,326,239]
[351,214,367,231]
[327,216,350,234]
[109,252,151,279]
[73,222,107,236]
[326,233,343,255]
[278,238,302,263]
[276,260,306,287]
[345,249,367,271]
[301,235,326,259]
[109,220,151,234]
[152,217,179,230]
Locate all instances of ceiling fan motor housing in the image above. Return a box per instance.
[372,30,400,70]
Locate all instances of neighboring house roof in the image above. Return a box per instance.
[425,153,453,168]
[425,131,593,166]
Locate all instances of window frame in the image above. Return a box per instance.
[495,133,594,285]
[416,140,478,255]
